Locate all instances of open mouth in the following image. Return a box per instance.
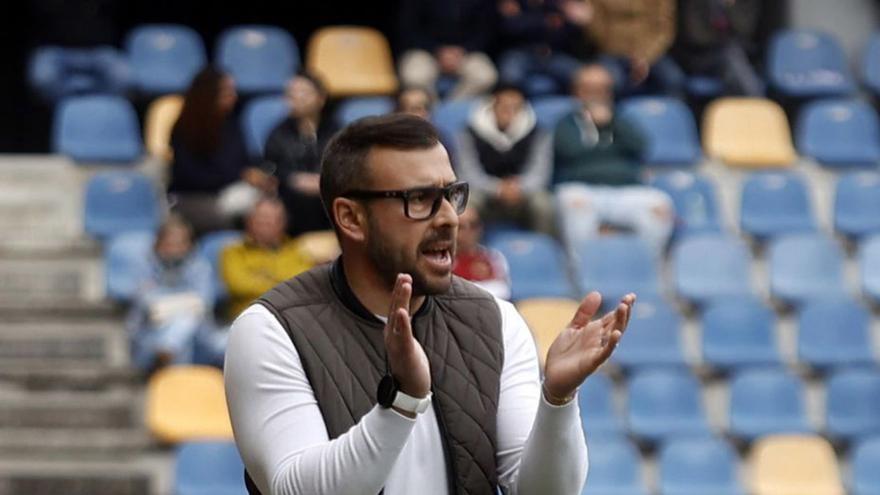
[421,246,453,271]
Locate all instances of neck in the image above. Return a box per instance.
[297,114,320,132]
[341,252,425,317]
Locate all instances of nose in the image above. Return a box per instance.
[432,194,460,229]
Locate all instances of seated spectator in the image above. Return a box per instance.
[553,64,674,254]
[453,206,511,299]
[395,85,457,160]
[221,197,314,320]
[169,66,276,235]
[456,83,556,236]
[397,0,499,99]
[126,215,227,374]
[264,73,337,236]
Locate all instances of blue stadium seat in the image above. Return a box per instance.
[627,368,710,442]
[769,234,847,307]
[486,231,574,301]
[432,98,480,143]
[852,437,880,495]
[531,95,578,130]
[767,29,856,98]
[796,98,880,168]
[862,235,880,304]
[618,96,702,167]
[612,298,686,369]
[798,297,875,370]
[53,95,143,163]
[125,24,206,95]
[240,94,289,159]
[685,75,725,99]
[659,436,745,495]
[862,31,880,97]
[197,230,243,303]
[175,440,247,495]
[728,368,813,441]
[581,436,649,495]
[740,172,816,240]
[650,171,722,237]
[216,25,299,94]
[826,368,880,440]
[575,235,660,303]
[578,372,624,437]
[335,96,394,126]
[835,171,880,239]
[672,234,752,306]
[84,171,162,239]
[702,297,781,371]
[105,231,155,302]
[28,45,130,102]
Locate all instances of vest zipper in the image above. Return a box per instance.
[431,387,457,495]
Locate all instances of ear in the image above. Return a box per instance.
[333,197,367,243]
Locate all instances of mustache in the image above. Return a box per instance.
[419,227,456,249]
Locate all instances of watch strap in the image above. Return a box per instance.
[392,390,432,414]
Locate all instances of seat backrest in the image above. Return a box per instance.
[834,171,880,237]
[768,29,855,97]
[861,235,880,303]
[701,297,778,367]
[84,171,161,238]
[144,94,184,162]
[53,95,143,163]
[612,298,684,367]
[672,234,752,301]
[432,98,481,142]
[798,297,873,367]
[515,298,580,369]
[105,230,156,302]
[576,235,659,299]
[826,368,880,438]
[740,172,816,237]
[769,233,846,303]
[650,171,722,234]
[305,26,398,97]
[175,440,246,495]
[730,368,807,421]
[796,98,880,167]
[659,436,742,492]
[577,372,620,434]
[852,437,880,495]
[531,95,578,130]
[216,25,299,93]
[619,96,701,166]
[335,96,394,126]
[751,434,844,495]
[145,365,233,443]
[628,368,704,419]
[125,24,206,94]
[863,31,880,94]
[703,97,796,168]
[240,94,289,158]
[582,437,645,491]
[487,232,573,300]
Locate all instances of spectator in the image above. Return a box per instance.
[395,85,457,161]
[169,66,276,235]
[553,64,674,254]
[453,206,511,299]
[264,73,337,236]
[456,83,556,236]
[397,0,499,99]
[221,197,314,319]
[126,215,227,374]
[585,0,685,96]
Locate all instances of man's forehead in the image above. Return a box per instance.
[364,144,456,187]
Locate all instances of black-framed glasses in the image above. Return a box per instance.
[344,181,469,220]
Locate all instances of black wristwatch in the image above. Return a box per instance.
[376,373,432,414]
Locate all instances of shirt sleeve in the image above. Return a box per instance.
[493,298,589,495]
[224,305,418,495]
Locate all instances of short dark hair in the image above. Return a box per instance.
[492,80,526,98]
[395,85,435,112]
[292,70,328,97]
[319,114,441,230]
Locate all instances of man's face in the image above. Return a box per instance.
[573,66,614,107]
[155,224,192,262]
[287,76,325,118]
[361,143,460,296]
[246,201,287,248]
[398,89,432,120]
[493,90,525,131]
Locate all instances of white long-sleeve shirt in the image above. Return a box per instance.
[224,296,588,495]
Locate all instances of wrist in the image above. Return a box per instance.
[542,381,575,406]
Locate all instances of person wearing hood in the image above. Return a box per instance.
[455,82,556,236]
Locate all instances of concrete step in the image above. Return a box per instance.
[0,364,140,391]
[0,299,118,320]
[0,428,154,456]
[0,388,142,429]
[0,320,128,369]
[0,254,105,303]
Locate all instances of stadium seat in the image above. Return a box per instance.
[672,234,752,306]
[580,436,649,495]
[240,94,289,158]
[216,25,299,94]
[796,98,880,168]
[84,171,162,239]
[835,171,880,239]
[751,434,844,495]
[575,234,659,303]
[729,368,813,441]
[28,45,130,102]
[531,95,578,130]
[650,171,723,236]
[618,96,702,167]
[335,96,394,126]
[175,440,247,495]
[767,29,856,98]
[196,230,242,303]
[53,95,143,163]
[702,97,796,168]
[702,297,781,371]
[125,24,206,95]
[612,298,686,369]
[798,297,875,370]
[516,298,579,369]
[852,436,880,495]
[862,235,880,304]
[769,234,847,307]
[863,31,880,97]
[659,436,745,495]
[145,365,233,443]
[105,230,155,302]
[144,94,183,162]
[486,232,574,301]
[577,372,624,437]
[740,172,816,240]
[826,368,880,440]
[627,368,710,442]
[432,98,481,143]
[305,26,398,97]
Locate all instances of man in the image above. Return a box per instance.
[224,114,635,494]
[220,197,313,319]
[554,64,674,254]
[456,83,556,236]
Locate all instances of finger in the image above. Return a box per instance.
[392,281,413,335]
[621,293,636,328]
[593,329,623,366]
[571,291,602,328]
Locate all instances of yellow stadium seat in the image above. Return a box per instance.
[703,97,797,168]
[515,298,580,369]
[145,365,233,444]
[144,94,183,162]
[305,26,399,97]
[751,434,845,495]
[297,230,341,265]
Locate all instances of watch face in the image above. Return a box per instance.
[377,373,398,408]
